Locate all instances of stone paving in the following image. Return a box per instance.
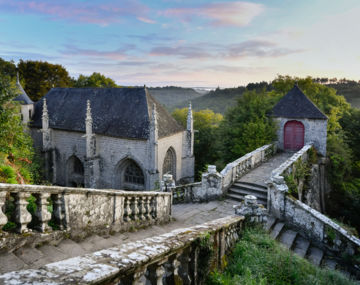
[0,199,237,274]
[239,152,293,187]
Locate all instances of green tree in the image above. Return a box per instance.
[172,108,223,179]
[0,76,40,184]
[0,58,17,78]
[74,72,118,88]
[217,89,279,164]
[18,60,72,101]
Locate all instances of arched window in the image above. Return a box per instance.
[124,161,144,185]
[114,159,145,190]
[66,155,84,187]
[163,147,176,180]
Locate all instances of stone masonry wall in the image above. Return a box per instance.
[275,117,327,156]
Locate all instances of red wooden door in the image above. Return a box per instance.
[284,121,304,151]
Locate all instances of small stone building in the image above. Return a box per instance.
[272,85,328,156]
[29,87,195,190]
[13,74,34,124]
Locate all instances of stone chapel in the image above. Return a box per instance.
[272,85,328,156]
[28,87,195,190]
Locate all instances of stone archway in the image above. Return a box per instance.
[114,158,145,190]
[284,120,304,151]
[162,147,176,180]
[66,155,84,187]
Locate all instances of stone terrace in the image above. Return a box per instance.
[0,199,235,274]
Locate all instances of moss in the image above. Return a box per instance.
[195,232,214,282]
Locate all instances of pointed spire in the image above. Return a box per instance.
[42,99,49,130]
[187,101,193,132]
[85,100,93,135]
[151,103,157,127]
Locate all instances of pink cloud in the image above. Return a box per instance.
[161,1,264,27]
[0,0,151,25]
[61,45,135,61]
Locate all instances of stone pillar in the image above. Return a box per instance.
[234,195,267,223]
[13,192,32,233]
[186,102,194,157]
[160,174,175,192]
[181,102,195,182]
[267,175,288,220]
[40,99,56,183]
[83,100,100,188]
[199,165,223,201]
[34,193,52,232]
[0,192,8,228]
[148,102,159,189]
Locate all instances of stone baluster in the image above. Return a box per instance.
[52,194,65,230]
[132,267,147,285]
[34,193,52,232]
[145,196,151,220]
[133,196,140,221]
[0,192,8,229]
[172,252,182,283]
[140,196,146,221]
[150,197,157,219]
[124,197,131,222]
[13,192,32,233]
[155,265,165,285]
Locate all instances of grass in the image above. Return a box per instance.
[207,225,356,285]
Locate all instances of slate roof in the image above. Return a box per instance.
[13,77,33,105]
[31,87,184,139]
[272,85,327,120]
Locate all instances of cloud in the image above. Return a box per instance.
[127,33,174,42]
[0,0,151,25]
[61,44,135,61]
[161,1,264,27]
[149,40,302,60]
[136,17,156,24]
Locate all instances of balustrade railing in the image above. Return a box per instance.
[0,183,171,251]
[0,216,244,285]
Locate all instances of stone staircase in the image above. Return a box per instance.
[227,181,268,206]
[266,217,352,277]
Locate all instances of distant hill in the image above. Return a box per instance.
[173,87,245,114]
[149,86,203,110]
[327,81,360,109]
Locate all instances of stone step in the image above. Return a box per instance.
[78,234,117,252]
[235,181,267,190]
[278,229,297,250]
[32,244,70,268]
[228,187,267,200]
[307,246,324,266]
[226,193,266,206]
[270,222,285,240]
[265,216,277,232]
[0,252,27,274]
[232,182,268,194]
[14,246,44,265]
[322,257,338,270]
[57,239,87,258]
[293,236,310,258]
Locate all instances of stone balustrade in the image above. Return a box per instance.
[268,145,360,263]
[221,143,277,190]
[0,183,172,251]
[0,215,244,285]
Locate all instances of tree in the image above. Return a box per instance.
[172,108,223,179]
[217,89,279,164]
[18,60,72,101]
[0,76,40,184]
[0,58,17,78]
[73,72,118,88]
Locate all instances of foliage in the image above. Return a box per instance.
[18,60,72,101]
[217,89,279,164]
[73,72,118,88]
[0,76,41,184]
[0,58,17,78]
[172,108,223,180]
[196,232,214,282]
[207,225,355,285]
[284,174,298,197]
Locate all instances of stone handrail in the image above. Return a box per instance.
[171,182,202,204]
[0,215,244,285]
[268,145,360,260]
[0,183,172,251]
[221,143,277,190]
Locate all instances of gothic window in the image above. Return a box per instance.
[124,161,144,185]
[163,148,176,179]
[73,157,84,174]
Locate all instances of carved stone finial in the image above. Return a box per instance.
[187,101,193,132]
[42,99,49,128]
[85,100,93,134]
[16,72,20,85]
[151,103,157,126]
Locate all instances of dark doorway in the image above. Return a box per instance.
[284,120,304,151]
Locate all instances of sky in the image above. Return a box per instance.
[0,0,360,87]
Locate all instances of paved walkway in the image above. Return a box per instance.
[239,152,293,187]
[0,200,236,274]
